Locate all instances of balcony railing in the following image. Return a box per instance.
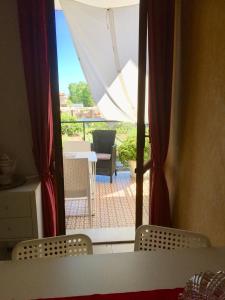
[61,119,120,141]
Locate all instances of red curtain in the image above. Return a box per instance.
[148,0,175,226]
[17,0,57,236]
[36,288,183,300]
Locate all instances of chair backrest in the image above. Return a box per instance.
[63,141,91,152]
[63,157,90,198]
[92,130,116,154]
[134,225,211,251]
[12,234,93,261]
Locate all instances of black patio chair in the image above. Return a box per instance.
[91,130,117,183]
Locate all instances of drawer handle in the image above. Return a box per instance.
[4,205,9,210]
[7,227,11,232]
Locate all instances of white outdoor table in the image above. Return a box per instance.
[0,247,225,300]
[63,151,97,163]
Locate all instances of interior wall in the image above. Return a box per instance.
[0,1,36,176]
[165,0,181,212]
[168,0,225,246]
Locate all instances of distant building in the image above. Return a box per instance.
[60,106,102,119]
[59,92,67,106]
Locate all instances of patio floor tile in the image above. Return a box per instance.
[65,171,150,230]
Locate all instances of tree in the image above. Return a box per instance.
[68,81,95,107]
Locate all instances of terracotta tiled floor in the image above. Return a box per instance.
[65,171,150,230]
[93,243,134,254]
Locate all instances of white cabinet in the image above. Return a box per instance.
[0,180,43,257]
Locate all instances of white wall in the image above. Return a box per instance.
[167,0,225,246]
[0,1,36,176]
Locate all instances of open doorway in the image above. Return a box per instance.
[54,0,150,243]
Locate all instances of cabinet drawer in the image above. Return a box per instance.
[0,193,31,218]
[0,218,33,239]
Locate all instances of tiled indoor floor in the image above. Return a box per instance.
[65,171,150,230]
[93,243,134,254]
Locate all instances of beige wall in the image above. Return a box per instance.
[0,1,36,176]
[168,0,225,245]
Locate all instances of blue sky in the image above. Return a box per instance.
[55,10,86,95]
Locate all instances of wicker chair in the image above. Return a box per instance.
[92,130,117,183]
[63,141,91,152]
[63,157,92,223]
[12,234,93,261]
[134,225,211,252]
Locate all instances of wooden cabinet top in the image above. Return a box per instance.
[0,179,41,194]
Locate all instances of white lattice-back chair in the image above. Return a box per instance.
[134,225,211,252]
[12,234,93,261]
[63,157,92,223]
[63,141,91,152]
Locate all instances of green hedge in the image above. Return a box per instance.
[118,134,150,167]
[60,113,83,136]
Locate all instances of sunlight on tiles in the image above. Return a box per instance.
[93,243,134,255]
[65,171,150,230]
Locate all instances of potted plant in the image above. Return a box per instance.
[118,135,150,177]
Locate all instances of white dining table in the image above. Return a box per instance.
[0,246,225,300]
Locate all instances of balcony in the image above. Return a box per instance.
[61,117,150,241]
[65,170,150,230]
